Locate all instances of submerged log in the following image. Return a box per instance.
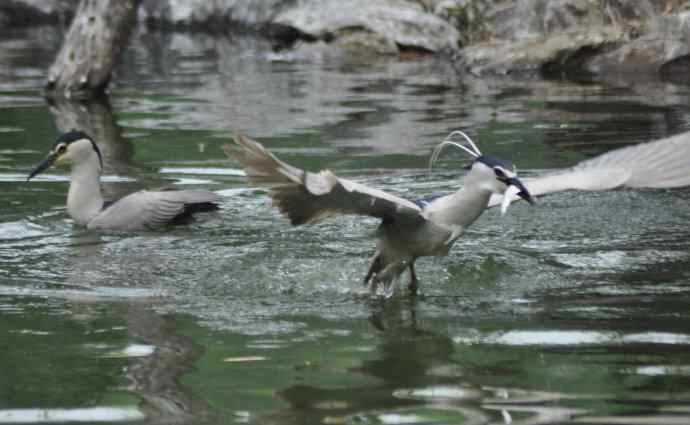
[45,0,141,100]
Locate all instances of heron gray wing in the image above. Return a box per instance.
[225,135,423,225]
[87,190,219,230]
[488,131,690,207]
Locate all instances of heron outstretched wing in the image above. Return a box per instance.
[489,131,690,207]
[88,190,219,230]
[225,135,423,226]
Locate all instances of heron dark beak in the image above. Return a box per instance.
[27,152,58,181]
[506,177,535,205]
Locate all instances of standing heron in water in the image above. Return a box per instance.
[227,130,690,296]
[226,131,534,296]
[27,130,220,230]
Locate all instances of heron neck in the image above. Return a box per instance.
[426,184,492,229]
[67,160,104,226]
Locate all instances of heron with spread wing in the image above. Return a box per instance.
[227,131,690,297]
[488,130,690,207]
[226,132,537,296]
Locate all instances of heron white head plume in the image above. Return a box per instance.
[428,130,482,175]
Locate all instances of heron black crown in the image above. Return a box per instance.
[475,155,514,170]
[54,130,103,170]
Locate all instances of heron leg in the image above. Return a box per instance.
[363,250,382,286]
[408,260,419,296]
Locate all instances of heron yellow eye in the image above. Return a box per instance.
[56,145,67,155]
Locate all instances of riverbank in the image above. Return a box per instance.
[4,0,689,83]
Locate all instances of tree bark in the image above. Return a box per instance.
[45,0,141,100]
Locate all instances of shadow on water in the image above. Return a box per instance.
[265,298,690,425]
[273,299,463,425]
[122,305,216,424]
[0,294,213,424]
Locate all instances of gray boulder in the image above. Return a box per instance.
[273,0,459,53]
[139,0,459,54]
[138,0,287,28]
[457,26,626,76]
[584,10,690,76]
[452,0,690,78]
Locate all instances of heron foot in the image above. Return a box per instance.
[368,261,406,297]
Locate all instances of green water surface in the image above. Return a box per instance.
[1,25,690,425]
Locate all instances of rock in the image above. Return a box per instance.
[445,0,659,42]
[139,0,219,25]
[5,0,687,80]
[429,0,494,45]
[491,0,600,41]
[584,11,690,76]
[457,26,626,76]
[140,0,460,54]
[273,0,459,53]
[139,0,288,29]
[452,0,690,78]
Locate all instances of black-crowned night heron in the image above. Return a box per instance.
[28,131,220,230]
[227,131,690,296]
[226,132,534,296]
